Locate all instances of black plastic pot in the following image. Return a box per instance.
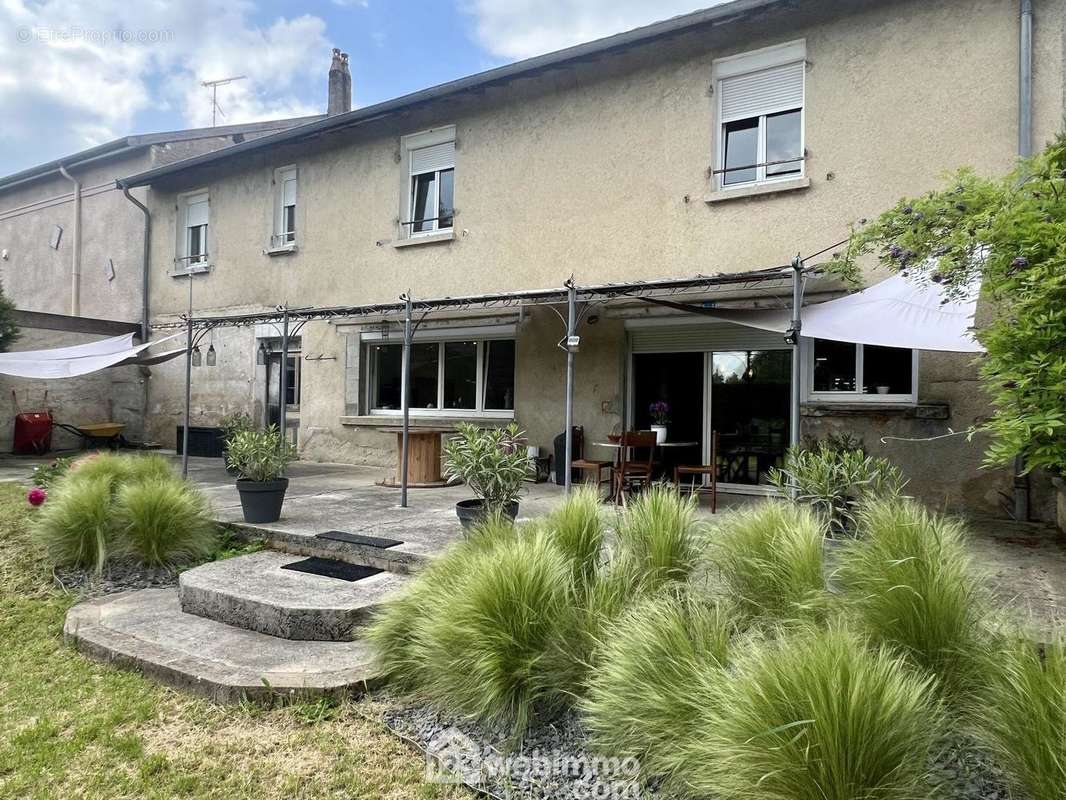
[236,477,289,523]
[455,498,519,531]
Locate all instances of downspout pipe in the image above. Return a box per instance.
[117,180,151,343]
[119,180,152,448]
[57,164,81,316]
[1013,0,1034,520]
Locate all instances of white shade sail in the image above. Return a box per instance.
[0,332,185,378]
[703,274,984,353]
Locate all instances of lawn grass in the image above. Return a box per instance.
[0,482,467,800]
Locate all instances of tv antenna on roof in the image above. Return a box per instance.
[201,75,247,127]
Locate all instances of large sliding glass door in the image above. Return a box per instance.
[709,349,790,486]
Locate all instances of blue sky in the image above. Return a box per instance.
[1,0,722,176]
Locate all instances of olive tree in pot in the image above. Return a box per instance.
[226,425,297,523]
[442,422,530,530]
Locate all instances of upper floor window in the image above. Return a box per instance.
[178,191,209,269]
[805,338,917,404]
[272,166,297,248]
[713,40,805,189]
[400,126,455,237]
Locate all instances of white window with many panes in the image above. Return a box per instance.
[365,330,515,417]
[400,126,455,238]
[804,338,918,405]
[713,40,805,190]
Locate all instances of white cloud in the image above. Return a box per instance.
[461,0,728,60]
[0,0,331,173]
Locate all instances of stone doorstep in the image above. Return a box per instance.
[220,522,434,575]
[178,551,413,641]
[64,589,382,704]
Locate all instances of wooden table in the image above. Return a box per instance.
[376,427,452,488]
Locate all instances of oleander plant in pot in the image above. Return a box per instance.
[226,425,297,523]
[219,411,255,474]
[442,422,530,530]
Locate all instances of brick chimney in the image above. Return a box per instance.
[327,48,351,116]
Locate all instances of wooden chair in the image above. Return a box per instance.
[571,457,613,498]
[613,430,658,506]
[674,431,719,514]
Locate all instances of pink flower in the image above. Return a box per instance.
[27,487,47,507]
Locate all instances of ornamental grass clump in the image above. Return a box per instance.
[543,485,604,588]
[685,625,943,800]
[34,453,216,572]
[971,637,1066,800]
[614,484,702,590]
[711,500,827,622]
[583,590,734,786]
[371,529,576,737]
[113,479,216,566]
[36,475,114,573]
[836,497,992,698]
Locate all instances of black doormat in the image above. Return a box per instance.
[315,530,404,549]
[281,557,383,582]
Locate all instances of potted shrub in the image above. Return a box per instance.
[226,425,296,523]
[649,401,670,444]
[219,411,255,474]
[443,422,530,530]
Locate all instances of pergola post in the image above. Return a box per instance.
[181,276,194,479]
[400,293,413,508]
[279,306,290,447]
[788,256,805,500]
[563,280,577,493]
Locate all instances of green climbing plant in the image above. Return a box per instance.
[825,133,1066,477]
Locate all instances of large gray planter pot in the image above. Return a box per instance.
[236,477,289,524]
[455,499,519,531]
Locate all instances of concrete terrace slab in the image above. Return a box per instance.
[179,550,412,640]
[65,588,379,703]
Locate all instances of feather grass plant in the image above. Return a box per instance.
[685,624,943,800]
[36,475,114,573]
[583,590,735,785]
[614,484,702,590]
[970,637,1066,800]
[113,479,216,566]
[711,500,828,621]
[543,485,604,588]
[836,497,992,698]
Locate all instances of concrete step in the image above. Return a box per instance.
[178,551,412,641]
[223,522,433,574]
[64,588,379,703]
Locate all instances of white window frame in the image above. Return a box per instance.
[176,189,210,272]
[364,328,515,418]
[399,126,455,239]
[803,337,919,405]
[271,165,298,249]
[713,40,806,191]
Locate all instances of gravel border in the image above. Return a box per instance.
[53,560,179,599]
[377,696,1011,800]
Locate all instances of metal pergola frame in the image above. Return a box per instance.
[165,265,812,502]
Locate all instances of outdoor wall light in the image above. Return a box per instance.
[206,344,216,366]
[191,346,202,367]
[256,341,268,365]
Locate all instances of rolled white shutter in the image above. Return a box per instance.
[720,61,804,122]
[282,174,297,206]
[629,322,787,353]
[410,141,454,175]
[185,195,208,228]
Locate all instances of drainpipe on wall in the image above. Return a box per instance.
[57,164,81,316]
[1013,0,1034,521]
[119,180,152,445]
